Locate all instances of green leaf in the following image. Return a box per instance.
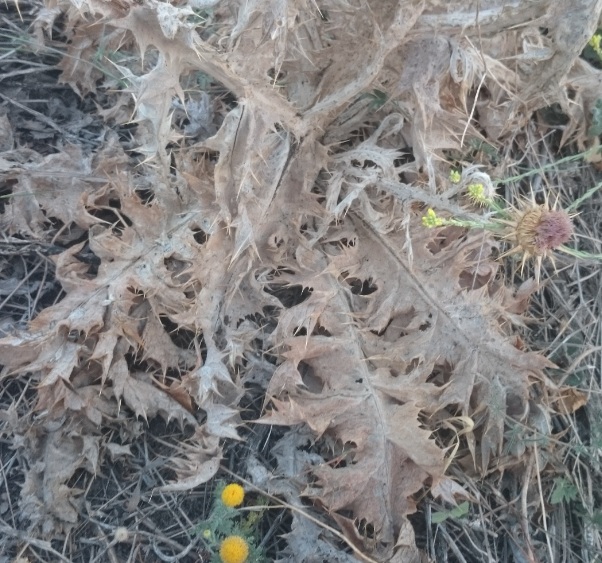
[432,501,470,524]
[431,511,448,524]
[366,89,388,109]
[550,477,579,505]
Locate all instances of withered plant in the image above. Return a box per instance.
[1,1,602,561]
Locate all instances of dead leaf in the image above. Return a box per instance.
[552,386,588,415]
[3,0,591,554]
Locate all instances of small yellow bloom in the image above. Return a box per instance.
[221,483,245,507]
[467,182,494,206]
[421,208,445,228]
[202,529,212,540]
[449,170,461,184]
[220,535,249,563]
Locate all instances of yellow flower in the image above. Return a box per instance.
[466,183,494,206]
[449,169,461,184]
[219,535,249,563]
[421,208,445,228]
[221,483,245,507]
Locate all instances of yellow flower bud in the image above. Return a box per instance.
[421,209,444,228]
[449,170,461,184]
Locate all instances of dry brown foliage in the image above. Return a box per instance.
[1,0,602,560]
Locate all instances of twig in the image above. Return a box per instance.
[438,524,468,563]
[0,92,82,143]
[534,442,554,562]
[0,521,72,563]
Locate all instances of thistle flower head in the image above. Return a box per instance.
[500,198,574,283]
[513,207,573,256]
[467,182,496,206]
